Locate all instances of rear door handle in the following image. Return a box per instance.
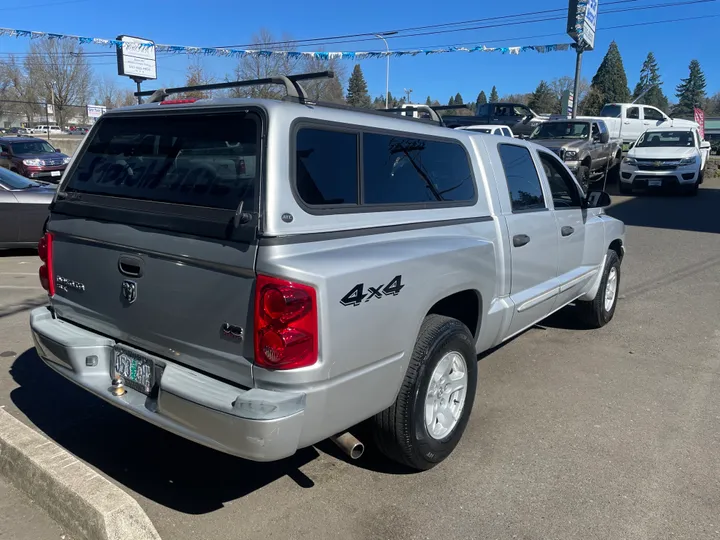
[513,234,530,247]
[561,226,574,237]
[118,255,143,277]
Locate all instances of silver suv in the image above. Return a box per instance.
[30,72,626,471]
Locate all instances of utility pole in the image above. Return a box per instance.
[404,88,413,103]
[571,44,583,119]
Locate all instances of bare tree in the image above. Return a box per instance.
[229,29,301,99]
[0,55,40,124]
[301,53,346,103]
[550,76,589,106]
[24,39,93,127]
[183,57,216,98]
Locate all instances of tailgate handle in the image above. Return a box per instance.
[118,256,143,277]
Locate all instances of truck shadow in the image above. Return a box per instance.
[603,184,720,235]
[9,349,319,515]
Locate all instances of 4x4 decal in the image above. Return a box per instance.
[340,275,405,307]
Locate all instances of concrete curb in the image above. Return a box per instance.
[0,408,161,540]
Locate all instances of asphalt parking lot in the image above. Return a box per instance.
[1,176,720,540]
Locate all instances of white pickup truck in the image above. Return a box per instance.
[580,103,699,150]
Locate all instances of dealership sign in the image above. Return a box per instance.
[116,35,157,81]
[87,105,107,118]
[567,0,598,51]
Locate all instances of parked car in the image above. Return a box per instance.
[443,102,548,137]
[0,138,70,182]
[619,127,711,196]
[0,167,56,249]
[30,125,64,135]
[580,103,699,150]
[455,124,515,137]
[29,73,626,471]
[528,118,623,190]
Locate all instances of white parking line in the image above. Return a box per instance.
[0,272,37,276]
[0,285,44,290]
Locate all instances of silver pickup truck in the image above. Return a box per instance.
[29,72,626,472]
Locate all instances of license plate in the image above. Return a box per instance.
[50,171,61,177]
[648,180,662,187]
[113,346,154,394]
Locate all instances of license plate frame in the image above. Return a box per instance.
[648,179,662,187]
[50,170,62,177]
[112,345,155,395]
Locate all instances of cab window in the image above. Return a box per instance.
[538,151,583,209]
[627,107,640,120]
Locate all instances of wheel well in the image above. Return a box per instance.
[427,290,481,338]
[609,239,624,262]
[582,156,592,167]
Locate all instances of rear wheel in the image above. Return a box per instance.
[371,315,477,471]
[578,165,591,192]
[577,249,621,329]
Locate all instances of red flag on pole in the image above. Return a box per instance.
[694,107,705,139]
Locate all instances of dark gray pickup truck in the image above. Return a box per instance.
[441,102,546,138]
[528,118,623,190]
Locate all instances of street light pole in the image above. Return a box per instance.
[375,31,397,109]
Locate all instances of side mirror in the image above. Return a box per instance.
[700,141,711,149]
[0,152,9,158]
[522,115,533,124]
[585,190,611,208]
[600,132,610,144]
[54,148,61,153]
[628,141,636,150]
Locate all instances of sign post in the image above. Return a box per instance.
[567,0,599,117]
[115,35,157,104]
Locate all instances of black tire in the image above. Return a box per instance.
[371,314,478,471]
[607,153,622,185]
[578,165,591,192]
[577,249,621,329]
[619,181,632,195]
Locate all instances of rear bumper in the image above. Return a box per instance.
[29,306,306,462]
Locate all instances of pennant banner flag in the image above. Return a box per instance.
[0,27,574,59]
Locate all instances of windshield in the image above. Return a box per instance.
[62,111,260,211]
[10,141,57,154]
[0,167,43,189]
[530,122,589,140]
[599,105,622,118]
[635,131,694,148]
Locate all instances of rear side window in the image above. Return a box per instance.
[63,112,259,211]
[362,133,474,204]
[295,128,358,206]
[497,144,546,212]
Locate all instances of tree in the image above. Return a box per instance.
[346,64,371,108]
[448,95,456,106]
[528,80,558,114]
[476,91,487,105]
[550,75,589,107]
[674,59,706,117]
[183,57,215,99]
[95,75,136,109]
[705,91,720,116]
[425,96,432,106]
[231,29,301,99]
[0,55,39,124]
[632,52,668,112]
[301,53,346,104]
[489,86,499,102]
[23,39,93,127]
[454,92,464,105]
[581,41,631,115]
[501,93,532,105]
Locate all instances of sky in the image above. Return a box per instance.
[0,0,716,105]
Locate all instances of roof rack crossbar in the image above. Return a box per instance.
[377,104,444,124]
[137,71,335,104]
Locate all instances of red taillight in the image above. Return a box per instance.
[254,275,318,370]
[160,99,197,105]
[38,232,55,296]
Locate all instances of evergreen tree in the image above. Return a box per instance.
[454,92,464,105]
[528,80,558,114]
[425,96,432,106]
[581,41,631,115]
[489,86,499,102]
[448,95,456,106]
[674,59,706,116]
[346,64,371,108]
[632,52,668,112]
[476,91,487,105]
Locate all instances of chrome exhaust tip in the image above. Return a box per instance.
[330,432,364,460]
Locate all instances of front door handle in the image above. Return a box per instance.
[561,226,574,237]
[513,234,530,247]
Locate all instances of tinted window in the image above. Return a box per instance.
[599,105,622,118]
[10,141,56,154]
[643,107,665,121]
[363,133,474,205]
[476,104,489,116]
[497,144,546,212]
[296,128,358,206]
[627,107,640,119]
[63,112,260,211]
[538,152,582,208]
[502,128,512,137]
